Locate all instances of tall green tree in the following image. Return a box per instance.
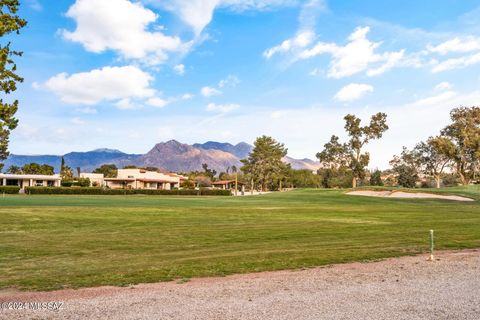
[414,137,451,188]
[436,107,480,185]
[344,113,388,188]
[201,163,217,180]
[21,163,54,175]
[60,157,73,180]
[93,164,118,178]
[6,164,20,173]
[0,1,27,171]
[317,113,388,188]
[369,169,383,186]
[390,147,420,188]
[241,136,288,191]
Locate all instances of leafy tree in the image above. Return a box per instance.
[202,163,217,180]
[414,137,451,188]
[75,177,91,187]
[390,147,419,188]
[60,157,73,180]
[145,167,159,172]
[93,164,118,178]
[316,135,348,170]
[194,175,211,188]
[285,169,321,188]
[436,107,479,185]
[369,169,383,186]
[0,1,27,171]
[344,113,388,188]
[6,164,20,173]
[123,165,138,169]
[21,163,54,175]
[317,167,353,188]
[40,164,54,175]
[317,113,388,188]
[180,179,195,190]
[241,136,288,191]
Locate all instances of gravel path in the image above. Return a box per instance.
[1,250,479,320]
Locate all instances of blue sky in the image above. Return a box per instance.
[8,0,480,168]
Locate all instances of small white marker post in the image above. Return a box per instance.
[428,229,434,261]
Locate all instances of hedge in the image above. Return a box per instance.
[24,187,232,196]
[0,186,21,194]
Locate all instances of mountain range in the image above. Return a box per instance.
[3,140,321,173]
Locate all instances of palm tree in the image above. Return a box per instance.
[7,165,22,174]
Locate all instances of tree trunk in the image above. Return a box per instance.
[459,172,467,186]
[352,177,357,188]
[235,172,238,196]
[435,175,441,189]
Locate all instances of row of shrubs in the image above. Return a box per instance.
[24,187,232,196]
[0,186,21,194]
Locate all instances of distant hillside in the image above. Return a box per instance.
[141,140,241,172]
[193,141,252,159]
[3,150,142,173]
[3,140,321,173]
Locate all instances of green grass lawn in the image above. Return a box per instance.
[0,186,479,291]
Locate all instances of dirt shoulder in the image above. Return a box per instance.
[1,250,479,319]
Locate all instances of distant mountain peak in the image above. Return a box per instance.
[193,141,253,159]
[5,140,320,174]
[91,148,123,154]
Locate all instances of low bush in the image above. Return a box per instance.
[0,186,21,194]
[24,187,231,196]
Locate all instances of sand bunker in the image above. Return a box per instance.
[347,190,474,202]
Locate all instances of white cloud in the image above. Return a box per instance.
[173,64,186,75]
[435,82,452,91]
[62,0,189,65]
[425,36,480,72]
[218,75,240,88]
[115,98,139,110]
[334,83,374,102]
[146,97,171,108]
[366,50,405,76]
[268,26,406,78]
[263,31,315,59]
[271,110,289,119]
[206,102,239,113]
[431,51,480,72]
[181,93,194,100]
[302,27,405,78]
[411,90,457,107]
[148,0,298,36]
[44,66,155,105]
[427,37,480,55]
[71,117,86,125]
[201,86,222,97]
[309,68,323,76]
[76,106,98,114]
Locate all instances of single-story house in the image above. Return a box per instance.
[211,180,245,191]
[79,173,105,187]
[87,169,186,190]
[0,173,62,190]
